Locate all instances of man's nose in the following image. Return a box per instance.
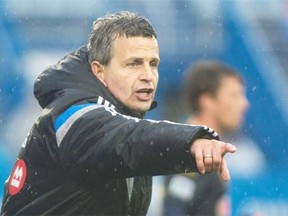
[243,96,250,111]
[139,64,153,82]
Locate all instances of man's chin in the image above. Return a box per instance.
[129,103,151,115]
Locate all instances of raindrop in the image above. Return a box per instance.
[159,152,163,157]
[166,147,170,152]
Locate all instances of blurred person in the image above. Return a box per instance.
[163,60,249,216]
[0,12,237,215]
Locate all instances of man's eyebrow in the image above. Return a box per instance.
[125,57,160,64]
[126,57,143,62]
[151,57,160,63]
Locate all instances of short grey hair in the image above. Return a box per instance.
[88,11,157,65]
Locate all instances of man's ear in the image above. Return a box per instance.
[91,61,107,87]
[199,93,214,112]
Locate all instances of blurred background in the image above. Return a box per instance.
[1,0,288,215]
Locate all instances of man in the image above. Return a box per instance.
[163,60,249,216]
[1,12,236,215]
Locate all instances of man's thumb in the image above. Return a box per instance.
[222,143,237,155]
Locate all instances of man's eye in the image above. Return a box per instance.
[128,62,138,67]
[150,61,159,68]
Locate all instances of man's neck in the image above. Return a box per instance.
[186,114,223,136]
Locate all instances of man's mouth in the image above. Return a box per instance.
[135,88,154,101]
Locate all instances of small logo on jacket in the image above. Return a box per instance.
[8,159,27,195]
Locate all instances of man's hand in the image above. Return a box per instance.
[190,139,237,181]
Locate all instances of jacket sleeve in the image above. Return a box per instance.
[53,103,219,180]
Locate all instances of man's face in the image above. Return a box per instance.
[91,36,160,113]
[212,76,249,131]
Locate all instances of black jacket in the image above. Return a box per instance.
[1,46,219,215]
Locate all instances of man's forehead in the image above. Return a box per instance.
[112,36,159,58]
[113,35,158,46]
